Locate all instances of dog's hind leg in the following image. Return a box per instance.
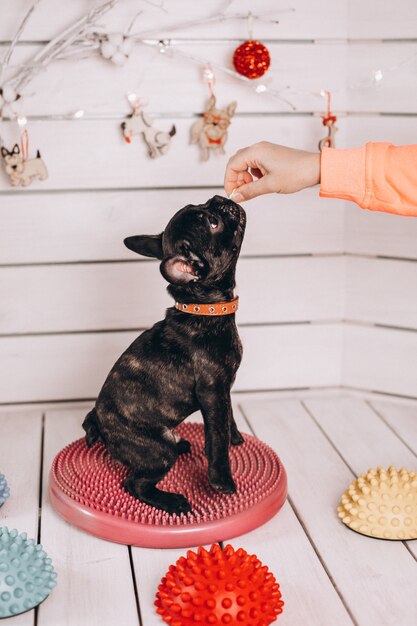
[115,435,191,515]
[162,426,190,455]
[124,470,191,515]
[82,408,103,447]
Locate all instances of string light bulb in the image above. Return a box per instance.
[372,69,384,83]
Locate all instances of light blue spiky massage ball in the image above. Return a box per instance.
[0,475,9,507]
[0,528,57,618]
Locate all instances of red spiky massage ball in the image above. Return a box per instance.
[233,40,271,79]
[155,544,284,626]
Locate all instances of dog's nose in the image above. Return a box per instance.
[11,165,17,170]
[211,195,227,206]
[210,195,245,225]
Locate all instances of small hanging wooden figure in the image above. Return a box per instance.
[319,90,338,151]
[1,130,48,187]
[191,68,237,161]
[121,97,176,159]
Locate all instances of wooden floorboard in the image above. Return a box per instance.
[0,410,42,626]
[367,399,417,561]
[1,394,416,625]
[36,408,140,626]
[234,403,355,626]
[240,397,417,626]
[303,397,417,622]
[369,400,417,458]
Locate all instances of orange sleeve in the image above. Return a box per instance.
[319,142,417,216]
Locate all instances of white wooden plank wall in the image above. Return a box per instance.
[1,1,417,403]
[343,114,417,397]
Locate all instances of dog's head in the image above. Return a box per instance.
[202,96,237,143]
[1,144,24,176]
[121,114,139,143]
[124,195,246,300]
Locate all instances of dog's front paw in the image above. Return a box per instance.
[209,469,236,495]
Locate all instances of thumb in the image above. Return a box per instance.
[231,176,272,203]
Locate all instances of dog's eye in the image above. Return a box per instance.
[209,216,219,230]
[181,243,191,257]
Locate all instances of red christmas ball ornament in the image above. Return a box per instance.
[155,544,284,626]
[233,40,271,79]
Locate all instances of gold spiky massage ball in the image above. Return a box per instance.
[338,466,417,540]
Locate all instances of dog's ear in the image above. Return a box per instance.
[11,144,20,155]
[124,234,163,259]
[207,94,216,110]
[226,101,237,118]
[1,147,10,158]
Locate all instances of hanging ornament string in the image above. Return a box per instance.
[20,128,29,161]
[126,93,147,114]
[318,90,338,150]
[203,65,216,97]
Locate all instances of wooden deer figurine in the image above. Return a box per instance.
[190,95,237,161]
[121,103,176,159]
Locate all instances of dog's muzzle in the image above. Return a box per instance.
[211,195,246,227]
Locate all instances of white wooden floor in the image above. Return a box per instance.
[1,391,416,626]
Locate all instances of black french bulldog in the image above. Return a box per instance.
[82,195,246,515]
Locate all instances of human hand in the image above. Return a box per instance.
[224,141,321,202]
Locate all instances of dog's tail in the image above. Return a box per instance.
[82,408,103,448]
[169,125,176,137]
[36,150,41,159]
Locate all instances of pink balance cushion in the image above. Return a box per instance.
[49,422,287,548]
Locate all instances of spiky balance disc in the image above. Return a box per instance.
[338,466,417,540]
[49,422,287,548]
[155,544,284,626]
[0,474,9,507]
[0,527,57,618]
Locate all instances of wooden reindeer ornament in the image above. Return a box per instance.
[121,99,176,159]
[191,95,237,161]
[319,90,338,151]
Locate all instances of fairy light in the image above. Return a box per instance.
[202,65,216,97]
[17,116,27,127]
[255,84,267,93]
[73,109,84,119]
[203,67,215,82]
[372,69,384,82]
